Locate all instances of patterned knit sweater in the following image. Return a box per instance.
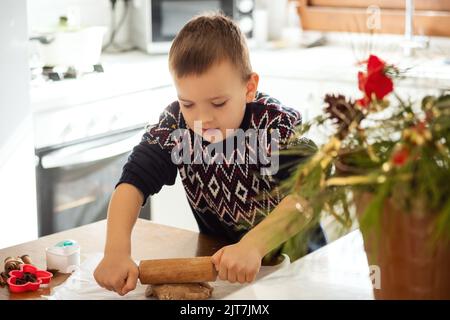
[116,91,325,261]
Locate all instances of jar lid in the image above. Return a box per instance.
[46,239,80,256]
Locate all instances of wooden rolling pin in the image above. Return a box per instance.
[138,256,218,285]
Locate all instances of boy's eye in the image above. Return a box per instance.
[212,101,227,107]
[182,103,193,108]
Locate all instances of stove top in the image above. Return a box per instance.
[31,64,104,83]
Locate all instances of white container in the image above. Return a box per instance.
[281,1,303,47]
[37,26,106,69]
[253,9,269,48]
[267,0,288,41]
[46,239,81,274]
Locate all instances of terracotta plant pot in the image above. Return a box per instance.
[355,193,450,299]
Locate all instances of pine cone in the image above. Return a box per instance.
[324,94,364,139]
[0,272,7,287]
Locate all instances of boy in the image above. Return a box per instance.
[94,12,326,296]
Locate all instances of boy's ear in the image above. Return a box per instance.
[245,72,259,103]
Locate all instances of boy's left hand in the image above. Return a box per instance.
[211,241,262,284]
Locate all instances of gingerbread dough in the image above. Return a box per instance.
[145,282,213,300]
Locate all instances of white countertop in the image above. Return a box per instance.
[31,42,450,113]
[30,52,172,114]
[46,229,374,300]
[224,230,374,300]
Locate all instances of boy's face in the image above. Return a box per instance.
[172,59,259,143]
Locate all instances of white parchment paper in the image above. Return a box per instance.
[44,253,290,300]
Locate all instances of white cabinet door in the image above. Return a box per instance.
[0,0,38,248]
[150,174,199,232]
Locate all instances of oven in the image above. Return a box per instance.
[35,125,151,237]
[130,0,255,53]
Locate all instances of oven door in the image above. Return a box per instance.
[151,0,234,42]
[35,127,151,236]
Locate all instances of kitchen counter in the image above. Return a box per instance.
[0,219,227,300]
[31,40,450,114]
[0,219,374,300]
[30,52,172,114]
[225,230,374,300]
[30,41,450,149]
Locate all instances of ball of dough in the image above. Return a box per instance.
[145,282,213,300]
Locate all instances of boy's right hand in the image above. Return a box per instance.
[93,254,139,296]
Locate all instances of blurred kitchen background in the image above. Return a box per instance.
[1,0,449,249]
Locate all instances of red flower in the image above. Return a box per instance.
[392,146,409,167]
[356,95,370,107]
[358,71,367,92]
[367,55,385,74]
[357,55,394,107]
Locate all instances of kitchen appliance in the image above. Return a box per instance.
[29,24,107,83]
[130,0,255,53]
[30,26,106,71]
[35,125,151,237]
[32,62,176,236]
[139,257,217,284]
[31,64,104,82]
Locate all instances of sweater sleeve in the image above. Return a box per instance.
[270,107,317,191]
[259,104,317,185]
[115,133,178,207]
[274,135,318,186]
[115,102,181,207]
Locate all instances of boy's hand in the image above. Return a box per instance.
[211,241,262,284]
[94,253,139,296]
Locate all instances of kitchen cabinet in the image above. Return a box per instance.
[0,0,38,249]
[150,175,199,232]
[33,85,177,149]
[259,76,360,121]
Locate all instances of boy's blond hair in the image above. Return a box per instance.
[169,12,252,81]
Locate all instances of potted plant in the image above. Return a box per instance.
[283,54,450,299]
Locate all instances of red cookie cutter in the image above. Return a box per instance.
[7,264,53,293]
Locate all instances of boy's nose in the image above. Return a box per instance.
[197,114,214,126]
[193,119,214,130]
